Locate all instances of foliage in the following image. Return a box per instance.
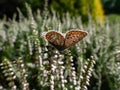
[0,6,120,90]
[106,14,120,23]
[49,0,105,23]
[0,0,105,23]
[2,0,120,22]
[89,0,105,24]
[75,0,88,22]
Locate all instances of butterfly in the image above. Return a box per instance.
[45,29,87,51]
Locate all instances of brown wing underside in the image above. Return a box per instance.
[64,30,87,49]
[45,31,65,51]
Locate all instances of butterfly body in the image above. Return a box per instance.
[45,29,87,51]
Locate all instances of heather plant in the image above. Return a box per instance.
[0,5,120,90]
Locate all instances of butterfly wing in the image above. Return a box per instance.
[45,31,65,51]
[64,30,87,49]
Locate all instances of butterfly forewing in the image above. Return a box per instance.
[64,30,87,49]
[45,31,65,50]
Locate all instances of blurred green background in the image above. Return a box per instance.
[0,0,120,19]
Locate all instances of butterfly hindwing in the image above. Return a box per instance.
[64,30,87,49]
[45,31,65,50]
